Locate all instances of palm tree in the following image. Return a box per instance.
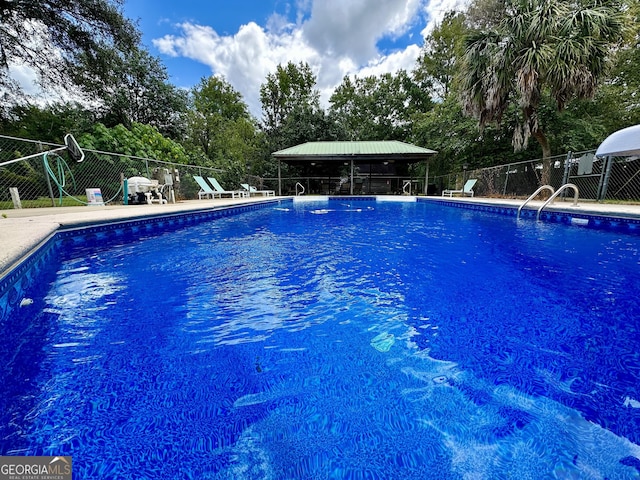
[459,0,625,184]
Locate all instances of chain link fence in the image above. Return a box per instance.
[434,150,640,202]
[3,133,640,207]
[0,135,268,209]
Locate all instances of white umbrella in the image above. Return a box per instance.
[595,124,640,157]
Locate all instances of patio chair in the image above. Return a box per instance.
[442,179,477,197]
[241,183,275,197]
[207,177,248,198]
[193,175,217,199]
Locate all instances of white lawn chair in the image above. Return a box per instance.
[442,179,478,197]
[241,183,275,197]
[207,177,248,198]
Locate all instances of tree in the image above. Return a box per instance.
[0,103,95,143]
[183,76,264,186]
[259,62,324,150]
[185,76,253,161]
[414,11,468,100]
[74,47,188,139]
[213,116,265,188]
[465,0,508,29]
[79,122,190,164]
[0,0,138,102]
[411,96,536,175]
[459,0,625,183]
[280,107,342,146]
[598,2,640,131]
[329,70,432,141]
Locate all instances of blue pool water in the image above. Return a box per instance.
[2,199,640,478]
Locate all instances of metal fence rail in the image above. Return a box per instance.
[0,135,244,208]
[435,150,640,202]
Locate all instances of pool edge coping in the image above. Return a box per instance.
[421,197,640,230]
[0,198,287,324]
[0,198,284,281]
[3,195,640,303]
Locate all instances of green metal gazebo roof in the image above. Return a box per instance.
[272,141,437,162]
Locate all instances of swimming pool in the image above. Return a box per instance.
[1,199,640,478]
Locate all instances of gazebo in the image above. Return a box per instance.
[272,141,437,195]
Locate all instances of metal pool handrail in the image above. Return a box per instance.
[537,183,579,221]
[295,182,305,196]
[517,185,555,219]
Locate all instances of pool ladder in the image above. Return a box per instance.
[517,183,579,220]
[295,182,305,196]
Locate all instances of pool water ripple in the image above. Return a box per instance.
[1,200,640,478]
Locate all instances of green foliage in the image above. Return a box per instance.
[213,116,263,187]
[79,122,190,164]
[598,2,640,131]
[75,47,188,138]
[0,160,47,201]
[260,62,320,132]
[185,77,253,160]
[0,196,90,209]
[71,123,192,201]
[411,97,538,175]
[183,76,264,181]
[192,76,250,121]
[329,70,433,141]
[281,106,342,145]
[540,95,610,152]
[459,0,627,167]
[0,103,95,142]
[415,11,469,99]
[2,0,639,185]
[259,62,330,154]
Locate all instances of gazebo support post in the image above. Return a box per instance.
[424,160,430,195]
[277,159,282,196]
[350,159,354,195]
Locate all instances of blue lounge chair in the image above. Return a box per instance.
[207,177,247,198]
[442,179,477,197]
[193,175,217,199]
[241,183,275,197]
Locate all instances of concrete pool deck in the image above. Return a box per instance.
[2,195,640,278]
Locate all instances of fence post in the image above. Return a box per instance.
[599,156,614,201]
[503,164,511,196]
[172,167,180,201]
[121,173,128,205]
[9,187,22,208]
[562,152,572,186]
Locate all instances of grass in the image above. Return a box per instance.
[0,196,89,209]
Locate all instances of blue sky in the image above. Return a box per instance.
[124,0,470,116]
[123,1,282,87]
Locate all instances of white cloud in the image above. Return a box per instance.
[153,0,471,118]
[302,0,423,62]
[421,0,471,36]
[155,21,321,117]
